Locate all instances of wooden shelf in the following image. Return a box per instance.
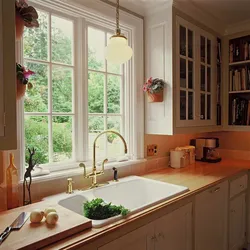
[229,90,250,94]
[229,60,250,66]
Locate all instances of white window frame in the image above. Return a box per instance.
[16,0,144,178]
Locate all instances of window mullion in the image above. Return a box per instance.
[48,13,53,163]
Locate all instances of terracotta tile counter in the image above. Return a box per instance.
[41,160,250,249]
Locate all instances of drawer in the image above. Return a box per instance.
[230,174,248,198]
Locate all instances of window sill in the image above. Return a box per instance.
[20,159,146,184]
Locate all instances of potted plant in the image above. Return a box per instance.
[15,0,39,40]
[143,77,166,103]
[16,63,34,100]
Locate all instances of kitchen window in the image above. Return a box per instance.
[18,1,144,174]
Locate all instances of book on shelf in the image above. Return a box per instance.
[229,38,250,63]
[231,97,250,125]
[229,66,250,91]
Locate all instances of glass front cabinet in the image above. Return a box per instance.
[176,17,217,128]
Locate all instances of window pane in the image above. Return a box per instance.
[24,62,48,112]
[88,27,105,71]
[200,36,205,63]
[207,67,211,92]
[52,116,73,162]
[52,66,73,112]
[88,116,105,159]
[107,33,122,74]
[23,10,48,61]
[108,75,121,113]
[200,65,205,91]
[188,92,193,120]
[207,39,211,65]
[51,16,73,65]
[200,93,205,120]
[207,94,211,120]
[180,90,186,120]
[188,29,193,58]
[107,116,123,157]
[180,58,186,88]
[25,116,49,164]
[88,72,104,113]
[188,61,193,89]
[180,26,186,56]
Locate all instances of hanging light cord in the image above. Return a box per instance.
[116,0,121,35]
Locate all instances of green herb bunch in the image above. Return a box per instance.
[83,198,129,220]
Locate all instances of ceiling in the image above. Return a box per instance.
[107,0,250,26]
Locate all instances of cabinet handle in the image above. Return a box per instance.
[151,235,157,242]
[210,187,220,193]
[158,232,165,239]
[231,209,236,213]
[240,184,244,188]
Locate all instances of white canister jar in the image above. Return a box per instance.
[170,150,186,168]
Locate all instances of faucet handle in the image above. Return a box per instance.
[112,167,119,182]
[79,163,87,178]
[66,178,74,194]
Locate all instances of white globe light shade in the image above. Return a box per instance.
[105,36,133,64]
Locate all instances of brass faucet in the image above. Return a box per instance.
[66,178,74,194]
[79,130,128,189]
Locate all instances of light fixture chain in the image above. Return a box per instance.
[116,0,120,35]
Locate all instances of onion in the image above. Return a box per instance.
[44,207,57,218]
[46,212,59,225]
[30,209,44,223]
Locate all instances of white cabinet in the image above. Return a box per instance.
[229,193,246,250]
[154,202,192,250]
[99,203,192,250]
[195,181,228,250]
[145,6,218,135]
[0,0,17,150]
[98,222,155,250]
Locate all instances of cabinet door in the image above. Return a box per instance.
[176,17,196,127]
[0,0,17,150]
[98,223,155,250]
[195,181,228,250]
[229,193,246,250]
[154,202,192,250]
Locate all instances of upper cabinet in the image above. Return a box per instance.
[145,6,218,135]
[0,0,17,150]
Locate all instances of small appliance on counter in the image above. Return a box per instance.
[190,137,222,163]
[170,146,195,168]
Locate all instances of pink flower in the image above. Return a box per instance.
[23,69,35,79]
[147,77,153,85]
[143,84,149,92]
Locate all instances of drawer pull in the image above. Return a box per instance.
[231,209,236,213]
[210,187,220,193]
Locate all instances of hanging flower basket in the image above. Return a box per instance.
[143,77,166,103]
[15,0,39,40]
[15,12,25,40]
[16,79,26,100]
[16,63,34,100]
[147,91,163,103]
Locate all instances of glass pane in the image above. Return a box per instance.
[24,116,49,164]
[188,92,193,120]
[88,116,105,159]
[207,39,211,65]
[180,58,186,88]
[24,62,48,112]
[108,75,121,113]
[107,116,123,157]
[200,94,205,120]
[88,27,105,71]
[188,61,193,89]
[200,65,205,91]
[107,33,122,74]
[207,94,211,120]
[179,26,186,56]
[200,36,206,63]
[23,11,48,61]
[180,90,186,120]
[88,72,104,113]
[52,116,73,162]
[52,66,73,112]
[207,67,211,92]
[51,16,73,65]
[188,29,193,58]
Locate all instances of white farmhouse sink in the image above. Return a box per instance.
[58,176,189,228]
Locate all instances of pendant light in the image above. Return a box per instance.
[105,0,133,64]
